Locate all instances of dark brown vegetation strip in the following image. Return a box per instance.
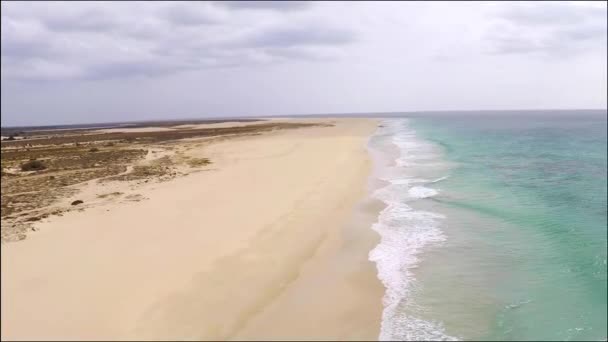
[1,122,320,148]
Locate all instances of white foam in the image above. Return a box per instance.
[373,185,409,203]
[369,197,452,340]
[505,299,532,310]
[385,178,429,185]
[383,316,459,341]
[368,119,457,341]
[408,186,439,199]
[429,175,450,184]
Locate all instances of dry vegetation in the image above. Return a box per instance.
[1,121,327,242]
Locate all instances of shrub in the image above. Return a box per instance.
[89,147,99,152]
[187,158,211,167]
[21,159,46,171]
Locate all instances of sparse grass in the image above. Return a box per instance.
[1,121,325,242]
[97,191,123,199]
[1,146,146,234]
[2,122,323,148]
[103,156,174,182]
[186,157,211,168]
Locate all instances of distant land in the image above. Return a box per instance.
[0,118,260,137]
[2,109,606,135]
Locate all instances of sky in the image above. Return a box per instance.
[1,1,607,126]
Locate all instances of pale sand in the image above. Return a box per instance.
[1,118,383,340]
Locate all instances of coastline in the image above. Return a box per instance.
[1,118,384,340]
[365,119,456,341]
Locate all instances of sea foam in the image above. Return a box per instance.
[368,119,456,341]
[408,186,439,199]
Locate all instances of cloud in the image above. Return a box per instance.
[42,8,121,32]
[498,2,603,27]
[0,1,356,81]
[1,58,85,81]
[485,2,607,56]
[160,3,221,26]
[263,46,344,62]
[212,1,311,11]
[85,60,185,80]
[0,18,55,59]
[242,26,356,48]
[2,2,606,126]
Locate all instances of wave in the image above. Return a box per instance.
[505,299,533,310]
[385,178,429,185]
[408,186,439,199]
[369,198,452,340]
[368,119,457,341]
[428,175,450,184]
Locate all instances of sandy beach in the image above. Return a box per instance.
[1,118,383,340]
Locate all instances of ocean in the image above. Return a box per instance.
[367,111,607,341]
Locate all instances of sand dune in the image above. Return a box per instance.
[1,118,383,340]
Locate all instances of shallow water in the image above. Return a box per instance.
[368,112,607,341]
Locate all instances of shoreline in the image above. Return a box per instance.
[1,118,384,340]
[365,118,457,341]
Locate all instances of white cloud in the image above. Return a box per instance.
[1,1,606,125]
[1,1,357,81]
[484,1,607,56]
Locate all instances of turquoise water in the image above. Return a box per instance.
[368,112,607,341]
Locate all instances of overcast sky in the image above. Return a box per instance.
[1,1,606,126]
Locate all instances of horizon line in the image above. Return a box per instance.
[2,108,607,129]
